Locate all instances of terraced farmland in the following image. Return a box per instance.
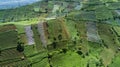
[0,48,23,61]
[113,26,120,37]
[0,30,18,50]
[1,0,120,67]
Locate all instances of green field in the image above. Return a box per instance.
[113,26,120,36]
[47,19,69,43]
[0,30,18,50]
[50,51,82,67]
[32,24,44,51]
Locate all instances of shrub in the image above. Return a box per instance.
[16,42,24,52]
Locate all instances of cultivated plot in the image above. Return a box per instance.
[0,30,18,50]
[86,22,101,43]
[37,22,47,48]
[25,25,35,45]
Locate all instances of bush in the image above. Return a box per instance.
[58,34,62,40]
[52,42,57,49]
[76,50,83,55]
[62,48,68,53]
[16,42,24,52]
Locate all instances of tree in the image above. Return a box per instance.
[16,42,24,52]
[53,37,56,41]
[45,0,48,2]
[62,48,67,53]
[58,34,62,40]
[45,8,48,13]
[87,63,89,67]
[99,58,104,66]
[73,41,76,45]
[52,42,57,49]
[76,50,83,55]
[0,47,1,56]
[86,52,89,56]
